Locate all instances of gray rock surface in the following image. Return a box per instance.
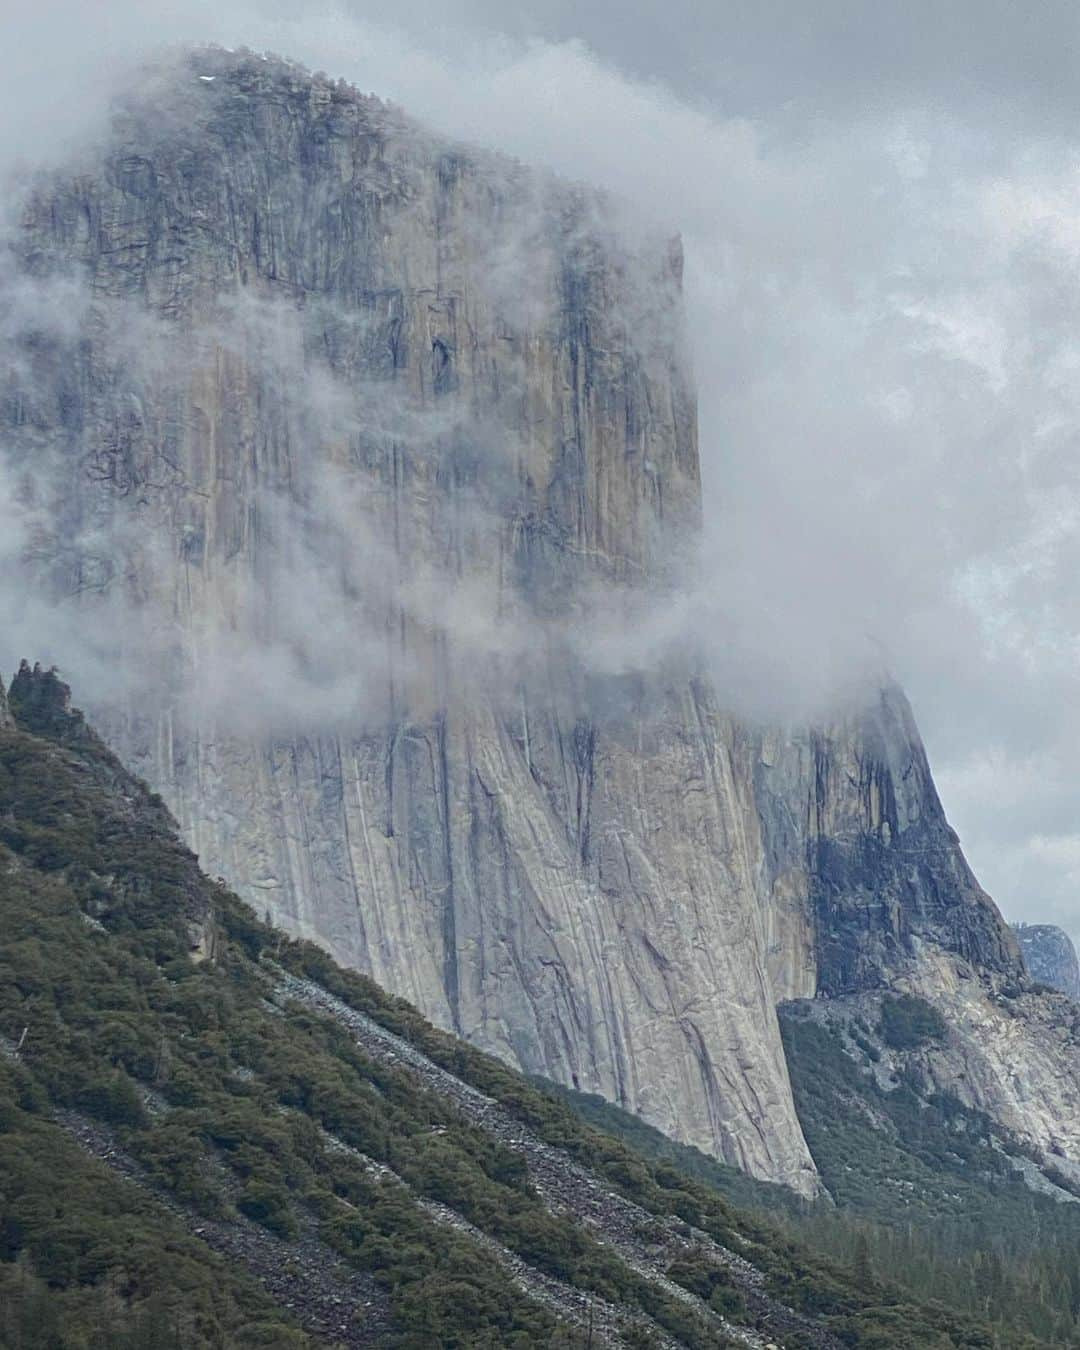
[4,45,1078,1196]
[1014,923,1080,999]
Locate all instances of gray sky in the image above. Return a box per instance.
[6,0,1080,947]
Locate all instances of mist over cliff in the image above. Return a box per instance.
[1,65,701,736]
[7,6,1080,969]
[0,7,1074,735]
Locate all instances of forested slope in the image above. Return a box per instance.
[0,664,1045,1348]
[541,997,1080,1347]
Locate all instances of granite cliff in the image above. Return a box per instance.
[4,45,1077,1196]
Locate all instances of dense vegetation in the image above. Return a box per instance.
[777,1011,1080,1346]
[542,998,1080,1346]
[273,931,1053,1346]
[877,994,948,1050]
[0,1099,313,1350]
[0,673,583,1348]
[0,665,1062,1348]
[532,1076,812,1220]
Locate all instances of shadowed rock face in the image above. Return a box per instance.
[1014,924,1080,999]
[750,686,1023,999]
[4,45,1072,1194]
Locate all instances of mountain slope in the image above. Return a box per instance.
[0,662,1027,1349]
[779,1000,1080,1346]
[4,44,811,1192]
[4,43,1079,1204]
[543,1004,1080,1349]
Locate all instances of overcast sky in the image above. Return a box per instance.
[6,0,1080,946]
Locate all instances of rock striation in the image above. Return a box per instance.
[1014,923,1080,999]
[3,45,1078,1195]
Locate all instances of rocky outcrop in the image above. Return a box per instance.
[752,694,1080,1173]
[756,694,1080,1171]
[908,954,1080,1176]
[8,659,87,741]
[3,45,1075,1196]
[1014,923,1080,999]
[786,971,1080,1195]
[753,685,1023,998]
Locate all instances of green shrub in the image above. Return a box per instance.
[236,1181,299,1239]
[74,1071,147,1128]
[879,995,947,1050]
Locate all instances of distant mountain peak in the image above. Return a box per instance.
[1014,922,1080,999]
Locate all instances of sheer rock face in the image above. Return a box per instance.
[1014,924,1080,999]
[751,687,1023,1003]
[3,47,1074,1194]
